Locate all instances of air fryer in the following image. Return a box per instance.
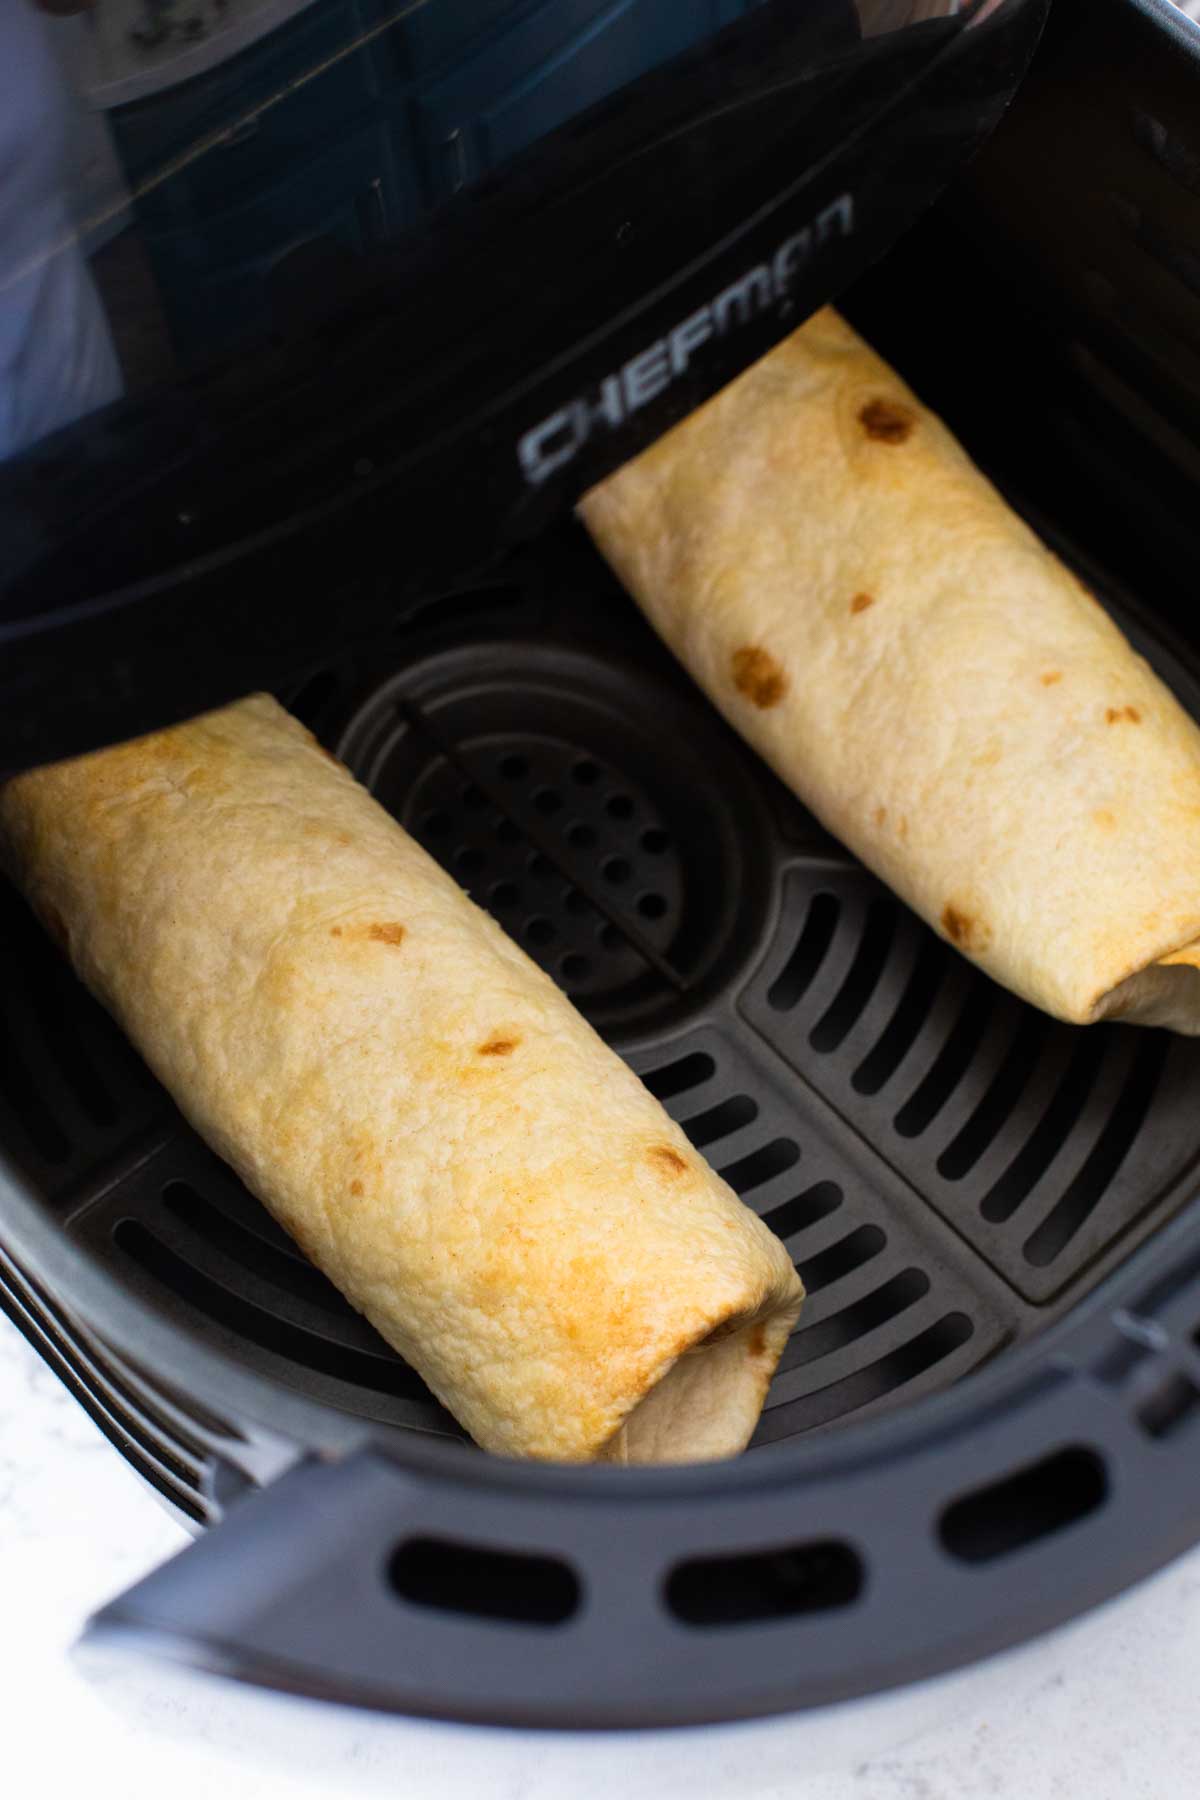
[4,0,1200,1731]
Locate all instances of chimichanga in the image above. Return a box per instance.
[580,307,1200,1032]
[0,696,803,1462]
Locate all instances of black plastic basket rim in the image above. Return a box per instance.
[3,1132,1199,1502]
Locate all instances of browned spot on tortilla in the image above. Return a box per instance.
[320,746,342,766]
[330,925,342,937]
[1106,705,1141,724]
[873,805,887,827]
[647,1144,688,1177]
[349,1179,363,1197]
[942,903,991,954]
[731,645,787,709]
[859,397,916,443]
[850,592,875,614]
[1040,670,1062,686]
[366,922,406,945]
[1093,808,1118,831]
[898,816,909,841]
[748,1323,768,1357]
[479,1034,519,1057]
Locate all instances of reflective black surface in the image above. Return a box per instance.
[0,0,1044,770]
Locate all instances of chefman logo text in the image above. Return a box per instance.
[516,193,854,487]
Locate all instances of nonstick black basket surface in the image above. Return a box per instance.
[5,501,1200,1724]
[3,514,1199,1473]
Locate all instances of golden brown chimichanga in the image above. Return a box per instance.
[0,695,803,1462]
[581,307,1200,1033]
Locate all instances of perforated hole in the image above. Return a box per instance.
[665,1541,862,1626]
[938,1012,1044,1180]
[390,1538,580,1626]
[681,1094,758,1150]
[761,1182,843,1240]
[981,1034,1107,1224]
[895,981,994,1140]
[1022,1036,1169,1267]
[769,894,839,1011]
[797,1225,886,1294]
[810,900,896,1053]
[355,675,711,1035]
[753,1312,975,1443]
[405,728,689,1012]
[781,1269,930,1373]
[853,935,947,1096]
[940,1447,1107,1563]
[720,1139,800,1197]
[642,1052,716,1100]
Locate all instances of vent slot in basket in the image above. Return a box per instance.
[666,1540,864,1626]
[389,1537,580,1626]
[939,1446,1108,1564]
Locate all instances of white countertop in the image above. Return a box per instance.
[3,1309,1199,1800]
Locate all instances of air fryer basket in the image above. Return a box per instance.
[4,495,1200,1721]
[5,0,1200,1730]
[9,518,1200,1464]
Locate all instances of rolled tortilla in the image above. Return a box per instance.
[580,307,1200,1033]
[0,696,803,1463]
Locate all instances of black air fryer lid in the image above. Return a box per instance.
[0,0,1046,772]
